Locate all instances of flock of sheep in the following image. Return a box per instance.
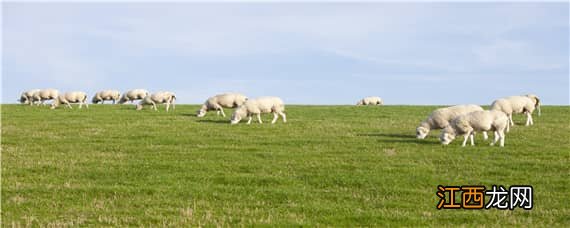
[18,89,286,125]
[416,94,541,147]
[18,89,540,147]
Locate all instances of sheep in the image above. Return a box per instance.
[136,91,176,112]
[50,91,89,109]
[19,89,40,105]
[356,96,383,105]
[440,110,509,147]
[230,97,286,125]
[196,93,248,117]
[118,89,149,104]
[92,90,121,104]
[30,89,59,106]
[525,94,541,116]
[416,104,487,139]
[490,96,536,127]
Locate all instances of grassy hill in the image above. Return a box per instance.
[2,104,568,226]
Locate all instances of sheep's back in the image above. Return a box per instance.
[503,96,534,113]
[429,105,482,128]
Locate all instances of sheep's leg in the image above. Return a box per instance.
[66,102,73,109]
[461,132,470,147]
[165,102,170,112]
[526,112,534,125]
[461,135,469,147]
[470,133,475,146]
[271,112,279,124]
[220,108,225,117]
[152,102,157,111]
[499,130,505,147]
[279,111,287,123]
[509,114,514,126]
[482,131,488,140]
[247,116,252,125]
[216,110,221,116]
[490,131,499,146]
[525,112,532,126]
[79,102,83,109]
[257,113,263,124]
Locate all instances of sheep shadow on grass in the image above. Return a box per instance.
[357,133,438,145]
[195,119,230,124]
[180,113,198,117]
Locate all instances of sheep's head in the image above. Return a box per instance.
[230,107,247,124]
[439,126,456,145]
[196,105,207,117]
[19,95,29,104]
[196,109,207,117]
[416,126,430,139]
[118,95,128,104]
[91,96,100,104]
[136,104,143,111]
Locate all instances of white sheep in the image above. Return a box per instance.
[490,96,536,126]
[136,91,176,112]
[50,91,89,109]
[230,97,286,125]
[356,96,383,105]
[197,93,248,117]
[31,89,59,106]
[19,89,40,105]
[525,94,541,116]
[416,104,487,139]
[92,90,121,104]
[440,110,509,147]
[118,89,149,104]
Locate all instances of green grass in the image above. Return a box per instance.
[1,104,569,226]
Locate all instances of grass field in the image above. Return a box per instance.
[1,104,569,226]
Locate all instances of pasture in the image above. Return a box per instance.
[1,104,568,226]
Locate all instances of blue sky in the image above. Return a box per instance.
[3,2,569,105]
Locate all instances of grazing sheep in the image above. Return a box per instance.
[92,90,121,104]
[19,89,40,105]
[50,91,89,109]
[490,96,536,126]
[416,104,488,139]
[197,93,248,117]
[230,97,286,125]
[31,89,59,106]
[118,89,149,104]
[136,91,176,112]
[440,110,509,147]
[356,96,383,105]
[525,94,541,116]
